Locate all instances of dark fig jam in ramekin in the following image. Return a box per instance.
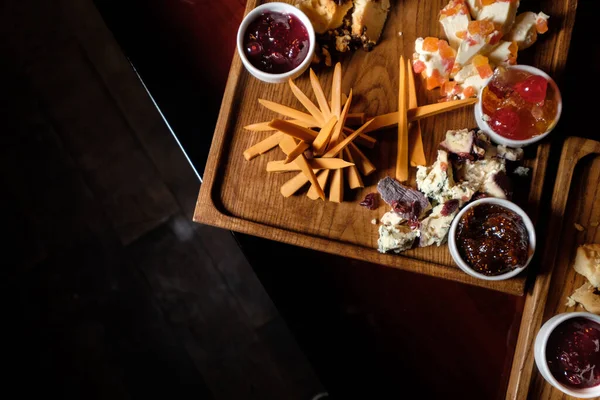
[456,203,529,276]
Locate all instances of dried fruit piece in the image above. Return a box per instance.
[456,30,468,39]
[463,86,476,98]
[423,37,440,52]
[468,20,496,36]
[507,41,518,64]
[473,55,494,78]
[536,17,548,34]
[441,199,460,216]
[413,60,426,74]
[359,193,379,210]
[441,81,458,97]
[440,0,467,17]
[427,69,445,90]
[438,40,456,59]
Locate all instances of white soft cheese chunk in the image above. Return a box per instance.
[447,182,476,204]
[497,144,524,161]
[416,149,477,203]
[414,37,446,78]
[351,0,391,44]
[416,150,454,204]
[458,73,488,99]
[505,11,549,50]
[454,63,478,83]
[455,28,501,67]
[440,5,471,49]
[377,225,418,254]
[466,0,481,19]
[380,210,405,226]
[418,204,458,247]
[455,157,506,194]
[477,1,519,34]
[487,40,517,66]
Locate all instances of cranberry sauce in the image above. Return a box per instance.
[546,317,600,389]
[243,11,310,74]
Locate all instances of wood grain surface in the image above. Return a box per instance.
[194,0,578,295]
[506,137,600,399]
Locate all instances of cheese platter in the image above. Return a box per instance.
[194,0,577,295]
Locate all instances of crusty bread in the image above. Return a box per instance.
[567,282,600,314]
[573,244,600,288]
[296,0,353,34]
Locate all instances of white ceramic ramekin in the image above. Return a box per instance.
[236,2,316,84]
[448,197,536,281]
[474,64,562,148]
[534,312,600,398]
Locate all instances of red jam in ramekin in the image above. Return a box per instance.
[243,11,310,74]
[546,317,600,389]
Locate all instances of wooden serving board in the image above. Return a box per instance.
[506,137,600,399]
[194,0,577,295]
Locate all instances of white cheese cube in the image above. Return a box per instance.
[487,40,517,66]
[459,73,488,99]
[455,33,494,67]
[381,210,405,226]
[454,158,506,194]
[466,0,481,19]
[505,11,549,50]
[477,1,519,34]
[414,37,446,78]
[439,2,471,49]
[453,63,478,83]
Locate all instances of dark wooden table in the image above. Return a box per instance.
[92,0,592,398]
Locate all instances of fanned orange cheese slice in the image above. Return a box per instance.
[323,119,374,158]
[329,169,344,203]
[312,116,338,155]
[268,119,317,142]
[267,158,354,172]
[310,69,332,121]
[348,143,376,176]
[307,170,331,200]
[284,141,310,164]
[279,137,324,200]
[243,131,284,160]
[288,78,325,126]
[259,99,319,127]
[343,148,364,189]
